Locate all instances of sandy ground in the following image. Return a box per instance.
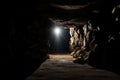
[26,54,120,80]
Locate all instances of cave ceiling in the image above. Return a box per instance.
[20,0,120,27]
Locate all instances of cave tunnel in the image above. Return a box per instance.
[49,26,70,53]
[2,0,120,80]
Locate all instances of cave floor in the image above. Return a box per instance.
[26,54,120,80]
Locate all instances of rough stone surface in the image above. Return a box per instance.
[26,54,120,80]
[69,21,99,60]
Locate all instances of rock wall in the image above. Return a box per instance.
[3,7,50,80]
[88,4,120,74]
[69,22,100,61]
[67,2,120,74]
[69,4,120,69]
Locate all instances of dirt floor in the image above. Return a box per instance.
[26,54,120,80]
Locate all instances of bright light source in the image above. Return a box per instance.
[54,27,61,36]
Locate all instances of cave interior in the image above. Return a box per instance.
[1,0,120,80]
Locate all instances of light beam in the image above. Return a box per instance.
[54,27,61,37]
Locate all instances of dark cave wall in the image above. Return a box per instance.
[69,4,120,74]
[1,4,50,80]
[88,5,120,74]
[10,17,49,79]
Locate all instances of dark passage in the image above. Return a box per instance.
[49,28,70,53]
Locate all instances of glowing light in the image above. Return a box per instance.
[54,27,61,36]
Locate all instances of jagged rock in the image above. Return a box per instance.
[69,21,99,63]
